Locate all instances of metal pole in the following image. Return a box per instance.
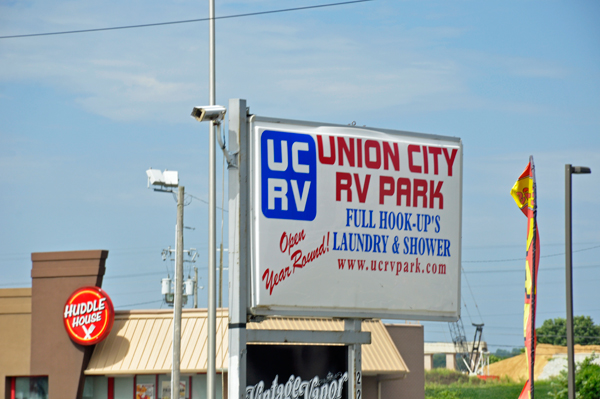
[219,243,223,309]
[565,164,575,399]
[207,128,217,398]
[207,0,217,397]
[346,319,362,399]
[228,99,248,399]
[172,186,184,399]
[565,164,592,399]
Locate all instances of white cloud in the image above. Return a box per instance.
[0,1,479,122]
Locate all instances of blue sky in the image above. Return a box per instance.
[1,0,599,352]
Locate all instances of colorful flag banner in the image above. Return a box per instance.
[510,157,540,399]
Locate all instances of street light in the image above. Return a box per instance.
[565,164,591,399]
[147,168,179,188]
[191,105,226,399]
[146,168,184,399]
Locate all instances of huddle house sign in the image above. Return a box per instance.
[63,286,114,346]
[251,119,463,321]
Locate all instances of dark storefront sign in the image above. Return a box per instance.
[246,345,348,399]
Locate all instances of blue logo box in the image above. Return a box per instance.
[261,130,317,221]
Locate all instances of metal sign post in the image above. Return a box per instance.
[228,99,249,399]
[346,319,362,399]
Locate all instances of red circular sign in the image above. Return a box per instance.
[63,286,114,346]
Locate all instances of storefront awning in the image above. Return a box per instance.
[85,309,408,377]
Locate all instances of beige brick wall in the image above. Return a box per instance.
[0,288,32,397]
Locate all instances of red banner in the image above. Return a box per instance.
[510,157,540,399]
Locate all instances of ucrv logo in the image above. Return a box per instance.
[261,130,317,221]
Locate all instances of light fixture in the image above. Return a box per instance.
[191,105,226,124]
[146,168,179,188]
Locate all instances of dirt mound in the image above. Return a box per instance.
[487,344,600,381]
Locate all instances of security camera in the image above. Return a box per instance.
[191,105,226,123]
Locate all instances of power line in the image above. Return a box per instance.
[105,271,166,280]
[461,267,484,323]
[463,242,584,250]
[463,243,600,264]
[475,309,600,318]
[115,299,163,308]
[463,263,599,274]
[186,193,228,213]
[0,0,373,40]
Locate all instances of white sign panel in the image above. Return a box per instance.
[250,118,462,321]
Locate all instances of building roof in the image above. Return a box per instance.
[85,309,408,377]
[0,288,31,315]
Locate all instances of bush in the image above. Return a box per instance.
[425,369,470,385]
[425,368,483,386]
[550,353,600,399]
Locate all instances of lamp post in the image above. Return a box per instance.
[208,0,217,396]
[190,106,225,399]
[146,169,184,399]
[565,164,591,399]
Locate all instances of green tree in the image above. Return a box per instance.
[550,354,600,399]
[489,348,523,364]
[433,353,446,368]
[537,316,600,346]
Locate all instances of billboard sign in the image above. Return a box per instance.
[246,345,348,399]
[250,118,462,321]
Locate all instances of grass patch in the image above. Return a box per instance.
[425,369,555,399]
[426,382,554,399]
[425,369,477,386]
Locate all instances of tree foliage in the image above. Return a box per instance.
[537,316,600,346]
[550,354,600,399]
[433,353,446,368]
[489,348,523,364]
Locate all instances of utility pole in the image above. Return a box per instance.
[172,186,184,399]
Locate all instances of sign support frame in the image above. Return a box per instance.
[228,99,249,399]
[346,319,362,399]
